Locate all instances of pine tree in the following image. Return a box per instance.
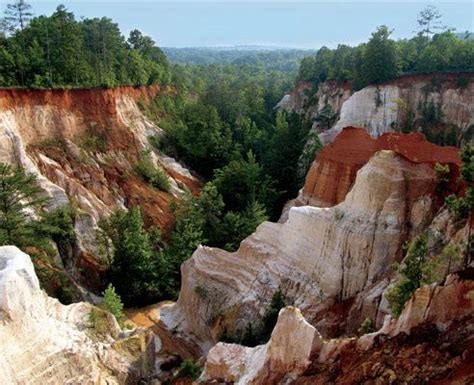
[101,283,124,326]
[386,235,428,317]
[100,207,161,306]
[3,0,32,32]
[362,25,400,85]
[0,163,47,247]
[416,5,446,39]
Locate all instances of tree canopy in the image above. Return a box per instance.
[298,7,473,89]
[0,2,170,87]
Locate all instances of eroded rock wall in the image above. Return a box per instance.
[162,150,443,348]
[0,86,198,287]
[201,276,474,385]
[279,74,474,146]
[320,74,474,145]
[300,126,460,207]
[0,246,155,385]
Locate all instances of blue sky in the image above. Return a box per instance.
[12,1,474,48]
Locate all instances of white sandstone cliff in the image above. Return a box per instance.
[201,276,474,385]
[0,245,155,384]
[161,150,438,347]
[320,79,474,144]
[278,74,474,145]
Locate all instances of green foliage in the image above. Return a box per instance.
[163,47,315,73]
[88,307,112,337]
[445,144,473,222]
[460,143,474,183]
[297,19,474,89]
[386,235,428,317]
[0,162,48,247]
[434,162,450,194]
[0,2,169,87]
[101,283,124,326]
[362,26,400,85]
[213,151,276,213]
[297,131,323,185]
[358,318,375,335]
[446,189,473,221]
[314,102,337,130]
[80,133,108,153]
[136,150,170,192]
[423,243,463,283]
[220,289,286,347]
[174,359,201,381]
[98,207,169,306]
[168,178,269,258]
[445,143,474,267]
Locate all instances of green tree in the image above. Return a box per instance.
[0,163,48,247]
[445,144,473,266]
[98,207,163,306]
[213,150,275,212]
[416,5,446,39]
[358,318,375,335]
[220,200,268,251]
[136,150,171,192]
[362,25,400,85]
[101,283,124,326]
[386,235,428,317]
[3,0,32,32]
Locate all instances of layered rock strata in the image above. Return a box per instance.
[0,246,155,384]
[300,126,460,207]
[201,276,474,385]
[279,73,474,146]
[162,149,443,347]
[319,73,474,145]
[0,86,198,286]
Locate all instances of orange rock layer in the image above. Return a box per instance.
[301,127,461,207]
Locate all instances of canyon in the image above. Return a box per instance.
[278,73,474,145]
[162,137,465,347]
[0,86,198,292]
[0,74,472,384]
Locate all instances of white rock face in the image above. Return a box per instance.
[202,277,474,385]
[0,246,154,384]
[162,151,437,347]
[0,88,198,283]
[319,79,474,144]
[201,307,317,384]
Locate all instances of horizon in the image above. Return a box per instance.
[20,1,474,49]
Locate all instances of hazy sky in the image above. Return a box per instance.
[13,1,474,48]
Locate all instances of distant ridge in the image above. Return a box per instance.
[163,45,316,51]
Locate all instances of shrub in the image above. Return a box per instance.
[80,133,108,153]
[358,318,375,335]
[101,284,124,326]
[174,359,201,380]
[88,307,112,337]
[386,235,428,317]
[446,188,472,221]
[136,150,171,192]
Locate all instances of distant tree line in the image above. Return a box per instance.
[0,1,170,87]
[163,47,316,73]
[298,7,474,89]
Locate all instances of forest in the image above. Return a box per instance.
[0,1,472,308]
[163,46,316,72]
[298,26,474,89]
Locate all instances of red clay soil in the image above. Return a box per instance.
[0,85,160,113]
[295,316,474,385]
[302,127,461,207]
